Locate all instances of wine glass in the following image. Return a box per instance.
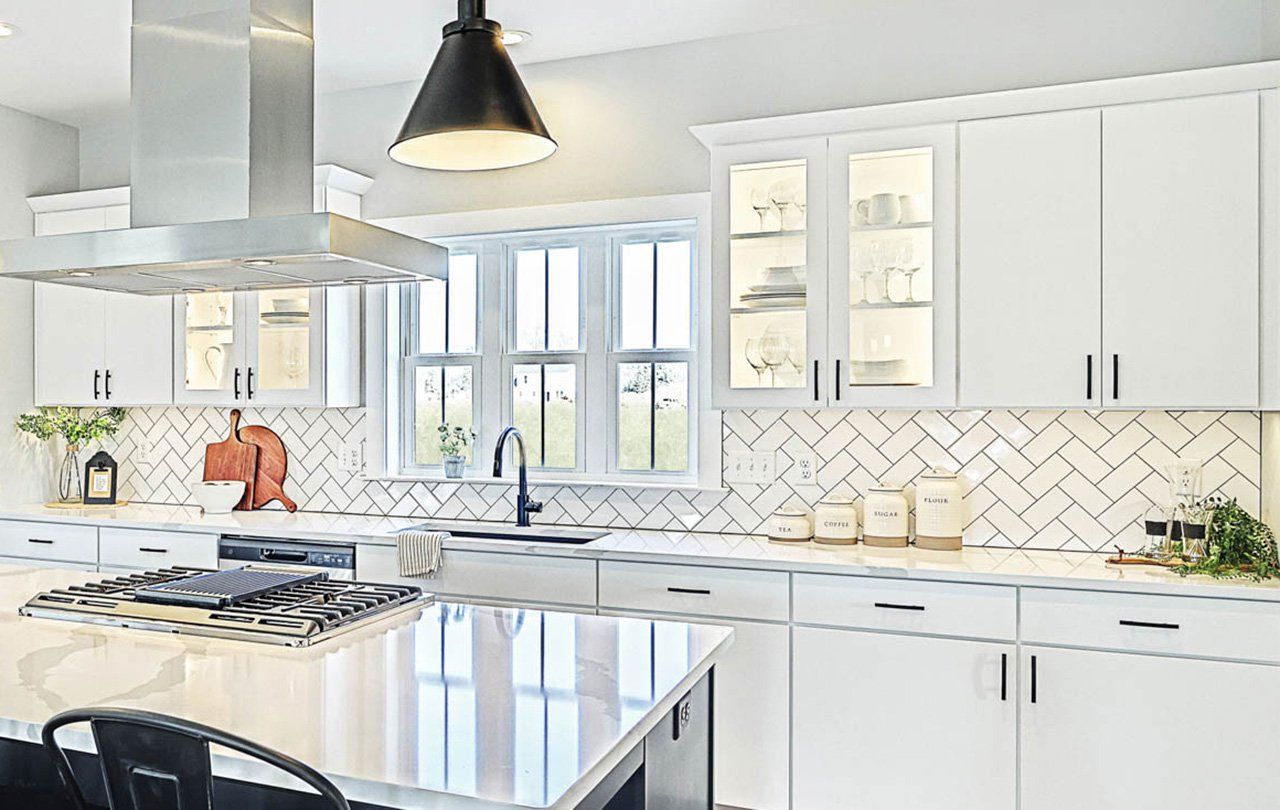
[869,240,894,303]
[749,187,771,231]
[744,338,768,385]
[759,331,791,387]
[897,240,919,302]
[768,180,795,231]
[850,244,873,305]
[792,185,807,229]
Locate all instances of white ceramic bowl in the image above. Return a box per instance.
[191,480,245,514]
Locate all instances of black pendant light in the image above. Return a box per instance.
[390,0,557,171]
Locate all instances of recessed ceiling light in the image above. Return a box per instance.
[0,22,20,38]
[501,29,531,46]
[243,259,276,268]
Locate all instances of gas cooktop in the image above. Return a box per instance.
[19,566,432,647]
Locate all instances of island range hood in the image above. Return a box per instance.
[0,0,445,295]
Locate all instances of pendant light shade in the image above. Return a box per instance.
[390,0,556,171]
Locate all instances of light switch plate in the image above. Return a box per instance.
[724,451,777,485]
[793,451,817,484]
[337,441,363,473]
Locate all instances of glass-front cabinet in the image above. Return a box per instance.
[713,138,828,407]
[175,287,360,407]
[710,126,955,408]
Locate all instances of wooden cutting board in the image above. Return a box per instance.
[238,423,298,512]
[202,409,257,511]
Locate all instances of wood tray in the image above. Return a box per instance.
[42,500,130,510]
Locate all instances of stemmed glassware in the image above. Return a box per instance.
[750,187,772,231]
[759,330,791,386]
[897,240,922,302]
[744,338,768,385]
[768,180,796,231]
[851,244,874,304]
[869,240,895,303]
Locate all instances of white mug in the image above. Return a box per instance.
[865,193,901,226]
[898,193,928,224]
[851,198,870,226]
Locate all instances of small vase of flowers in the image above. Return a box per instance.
[15,407,127,503]
[438,423,476,479]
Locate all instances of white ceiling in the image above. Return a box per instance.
[0,0,851,128]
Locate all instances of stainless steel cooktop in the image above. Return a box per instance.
[19,566,432,647]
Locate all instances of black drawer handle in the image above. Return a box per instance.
[667,587,712,596]
[1000,653,1008,701]
[261,549,309,563]
[1119,619,1180,630]
[1030,654,1038,703]
[874,602,925,611]
[138,547,169,554]
[27,538,54,545]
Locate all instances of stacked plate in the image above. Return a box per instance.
[741,284,806,308]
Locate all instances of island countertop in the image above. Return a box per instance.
[0,564,733,809]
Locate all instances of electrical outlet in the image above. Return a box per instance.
[134,439,155,466]
[337,441,364,474]
[793,451,817,484]
[724,451,777,485]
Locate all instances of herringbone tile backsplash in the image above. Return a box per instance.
[103,407,1260,552]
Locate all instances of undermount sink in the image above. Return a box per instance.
[408,522,609,545]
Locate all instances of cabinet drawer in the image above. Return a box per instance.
[599,561,788,622]
[99,528,218,570]
[793,573,1017,640]
[357,545,597,607]
[1021,587,1280,662]
[0,554,97,573]
[0,521,97,564]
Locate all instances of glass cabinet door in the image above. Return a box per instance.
[177,291,243,405]
[713,138,828,408]
[247,287,325,405]
[828,125,956,407]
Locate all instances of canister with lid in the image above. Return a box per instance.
[914,467,965,551]
[814,495,859,545]
[768,506,814,542]
[862,483,909,547]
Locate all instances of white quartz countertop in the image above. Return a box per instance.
[6,503,1280,602]
[0,564,731,809]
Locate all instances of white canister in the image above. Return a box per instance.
[768,506,814,542]
[863,483,909,547]
[814,495,859,545]
[915,467,965,550]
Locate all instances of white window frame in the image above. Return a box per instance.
[365,193,720,490]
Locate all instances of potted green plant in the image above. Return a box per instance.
[438,423,476,479]
[1175,497,1280,581]
[15,407,127,503]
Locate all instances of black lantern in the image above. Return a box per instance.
[389,0,556,171]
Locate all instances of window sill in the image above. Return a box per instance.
[362,473,728,494]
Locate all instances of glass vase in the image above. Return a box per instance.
[442,455,466,479]
[58,444,82,504]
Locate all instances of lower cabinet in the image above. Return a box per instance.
[792,626,1016,810]
[605,610,790,810]
[1020,646,1280,810]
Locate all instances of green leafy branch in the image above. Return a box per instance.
[437,423,476,457]
[1174,497,1280,581]
[15,407,127,448]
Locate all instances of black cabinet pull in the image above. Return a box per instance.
[835,359,842,401]
[1086,354,1093,401]
[27,538,54,545]
[1000,653,1008,701]
[234,368,242,400]
[1112,354,1119,401]
[93,370,101,400]
[247,367,255,400]
[667,587,712,596]
[813,360,819,401]
[138,547,169,554]
[1030,654,1038,704]
[104,369,112,400]
[874,602,925,612]
[1119,619,1180,630]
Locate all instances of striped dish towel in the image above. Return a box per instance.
[397,530,447,578]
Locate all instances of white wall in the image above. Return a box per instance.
[80,0,1274,215]
[0,104,79,506]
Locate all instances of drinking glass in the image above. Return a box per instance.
[768,180,795,231]
[870,240,894,303]
[850,244,873,305]
[896,240,916,302]
[759,331,791,386]
[750,187,771,231]
[744,337,768,385]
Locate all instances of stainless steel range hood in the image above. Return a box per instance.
[0,0,445,295]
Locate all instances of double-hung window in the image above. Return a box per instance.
[395,219,699,483]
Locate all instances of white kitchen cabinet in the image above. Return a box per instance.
[958,109,1103,407]
[827,124,957,406]
[1020,646,1280,810]
[606,609,790,810]
[793,626,1015,810]
[31,187,173,407]
[0,521,98,567]
[1101,92,1259,409]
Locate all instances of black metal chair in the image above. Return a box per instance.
[41,707,350,810]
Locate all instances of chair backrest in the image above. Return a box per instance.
[41,707,350,810]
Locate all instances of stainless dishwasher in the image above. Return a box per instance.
[217,536,356,581]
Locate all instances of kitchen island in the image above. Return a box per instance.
[0,565,731,809]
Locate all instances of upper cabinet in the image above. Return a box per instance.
[710,128,956,409]
[960,92,1259,410]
